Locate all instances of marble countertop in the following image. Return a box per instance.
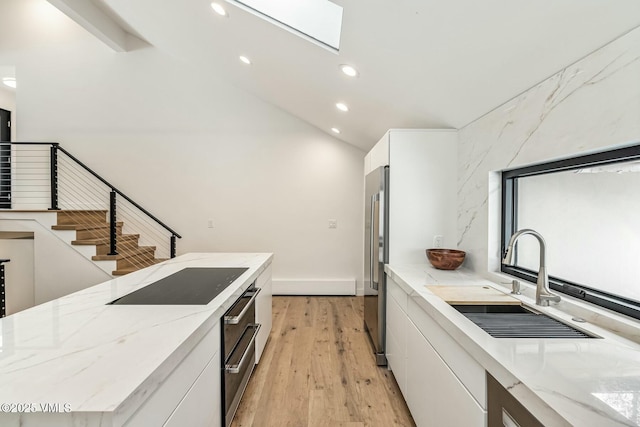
[386,263,640,427]
[0,252,272,423]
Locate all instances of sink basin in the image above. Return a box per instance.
[452,304,529,314]
[451,304,598,339]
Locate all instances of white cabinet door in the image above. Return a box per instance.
[386,276,408,396]
[406,321,485,427]
[125,323,221,427]
[386,288,407,395]
[255,264,272,363]
[408,298,486,407]
[365,131,390,175]
[164,349,221,427]
[387,129,457,264]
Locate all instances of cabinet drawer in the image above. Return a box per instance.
[387,275,408,312]
[406,321,485,427]
[407,298,486,408]
[386,292,407,395]
[124,323,221,426]
[164,349,221,427]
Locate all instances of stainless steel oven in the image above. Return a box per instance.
[221,284,261,427]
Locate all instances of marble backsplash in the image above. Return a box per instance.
[457,26,640,274]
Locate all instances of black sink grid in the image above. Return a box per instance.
[451,305,596,339]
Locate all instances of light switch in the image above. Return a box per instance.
[207,219,214,228]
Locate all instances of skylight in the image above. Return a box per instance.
[225,0,343,51]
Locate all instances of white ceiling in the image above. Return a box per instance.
[53,0,640,151]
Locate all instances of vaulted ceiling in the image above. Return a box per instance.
[47,0,640,151]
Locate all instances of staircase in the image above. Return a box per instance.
[3,142,181,277]
[50,210,168,275]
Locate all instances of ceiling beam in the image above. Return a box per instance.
[47,0,129,52]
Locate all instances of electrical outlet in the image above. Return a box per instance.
[328,219,338,229]
[433,235,443,248]
[207,219,214,228]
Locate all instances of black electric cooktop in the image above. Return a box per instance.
[108,267,249,305]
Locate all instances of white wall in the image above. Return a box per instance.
[0,0,365,291]
[457,26,640,278]
[0,219,111,306]
[0,86,16,141]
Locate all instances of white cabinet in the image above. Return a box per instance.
[385,274,486,427]
[124,322,222,427]
[364,132,390,175]
[364,129,458,265]
[164,349,221,427]
[408,298,486,405]
[387,129,457,264]
[406,321,485,427]
[386,279,407,395]
[255,264,272,363]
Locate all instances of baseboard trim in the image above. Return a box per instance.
[273,279,356,296]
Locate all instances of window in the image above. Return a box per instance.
[501,143,640,319]
[226,0,343,51]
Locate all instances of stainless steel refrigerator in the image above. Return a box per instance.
[364,166,389,366]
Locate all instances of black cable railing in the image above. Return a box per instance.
[4,142,181,267]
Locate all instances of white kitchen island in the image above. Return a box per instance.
[0,253,273,427]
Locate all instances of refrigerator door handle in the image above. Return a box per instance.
[378,188,385,264]
[371,193,380,290]
[369,194,375,290]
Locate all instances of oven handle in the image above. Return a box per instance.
[224,287,261,325]
[225,323,261,374]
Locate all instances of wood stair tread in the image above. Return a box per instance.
[49,210,171,277]
[52,222,123,231]
[92,246,156,261]
[57,211,108,225]
[71,234,140,245]
[112,259,168,276]
[112,269,137,276]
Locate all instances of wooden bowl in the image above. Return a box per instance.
[426,249,466,270]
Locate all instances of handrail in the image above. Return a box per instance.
[5,142,59,146]
[7,142,181,262]
[55,146,182,238]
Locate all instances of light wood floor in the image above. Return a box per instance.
[232,296,416,427]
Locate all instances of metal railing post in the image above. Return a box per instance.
[0,259,9,318]
[109,190,118,256]
[49,144,59,210]
[170,235,177,258]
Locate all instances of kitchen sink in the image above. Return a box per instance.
[451,304,598,339]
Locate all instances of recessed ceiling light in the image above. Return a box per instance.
[239,56,252,65]
[210,2,227,16]
[340,64,358,77]
[331,128,341,134]
[2,77,16,89]
[336,102,349,112]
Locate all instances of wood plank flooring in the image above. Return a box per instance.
[232,296,415,427]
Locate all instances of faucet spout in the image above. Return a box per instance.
[502,229,560,307]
